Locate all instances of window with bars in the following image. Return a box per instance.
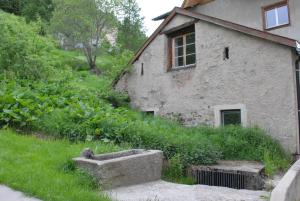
[263,1,290,30]
[173,32,196,68]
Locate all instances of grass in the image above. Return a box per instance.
[0,129,126,201]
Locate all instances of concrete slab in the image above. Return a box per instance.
[106,180,269,201]
[203,161,265,174]
[0,185,41,201]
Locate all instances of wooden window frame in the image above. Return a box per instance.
[166,24,196,71]
[262,0,291,31]
[172,32,196,69]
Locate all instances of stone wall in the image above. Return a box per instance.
[115,17,298,154]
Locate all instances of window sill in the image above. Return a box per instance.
[168,65,196,72]
[264,23,290,31]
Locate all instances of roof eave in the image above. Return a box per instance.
[152,11,171,21]
[129,7,180,64]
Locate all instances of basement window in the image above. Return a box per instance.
[142,111,155,117]
[221,110,241,126]
[263,1,290,30]
[214,104,247,127]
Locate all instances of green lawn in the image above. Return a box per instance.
[0,129,125,201]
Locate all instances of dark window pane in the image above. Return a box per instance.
[221,110,241,126]
[186,44,195,55]
[175,56,184,67]
[186,33,195,44]
[186,54,196,65]
[175,46,184,57]
[175,37,183,47]
[277,5,289,25]
[266,9,277,28]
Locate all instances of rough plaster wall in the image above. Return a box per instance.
[190,0,300,41]
[164,15,195,31]
[116,18,299,153]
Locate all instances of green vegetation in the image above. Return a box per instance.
[163,154,196,185]
[117,0,147,52]
[0,129,125,201]
[0,10,291,179]
[50,0,120,73]
[0,0,54,23]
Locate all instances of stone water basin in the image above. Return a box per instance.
[73,149,163,189]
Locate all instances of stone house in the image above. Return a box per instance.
[115,0,300,155]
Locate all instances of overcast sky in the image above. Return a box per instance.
[136,0,183,36]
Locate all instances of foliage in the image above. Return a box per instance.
[162,154,195,185]
[0,0,54,23]
[0,129,125,201]
[0,11,61,80]
[117,0,147,52]
[50,0,119,73]
[0,0,23,15]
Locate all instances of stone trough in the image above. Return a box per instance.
[73,149,163,189]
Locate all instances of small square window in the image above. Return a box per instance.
[263,2,290,30]
[221,110,241,126]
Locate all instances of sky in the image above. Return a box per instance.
[136,0,183,36]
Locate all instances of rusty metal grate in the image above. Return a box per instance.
[195,170,246,189]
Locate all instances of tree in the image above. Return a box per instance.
[51,0,118,74]
[22,0,54,23]
[117,0,147,52]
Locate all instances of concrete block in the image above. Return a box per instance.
[270,159,300,201]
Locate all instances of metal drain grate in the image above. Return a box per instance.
[195,170,246,189]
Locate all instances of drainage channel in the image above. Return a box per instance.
[188,161,265,190]
[195,169,246,189]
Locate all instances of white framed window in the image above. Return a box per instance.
[172,32,196,68]
[263,2,290,30]
[214,104,247,127]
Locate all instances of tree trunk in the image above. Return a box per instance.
[83,46,101,75]
[89,61,101,75]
